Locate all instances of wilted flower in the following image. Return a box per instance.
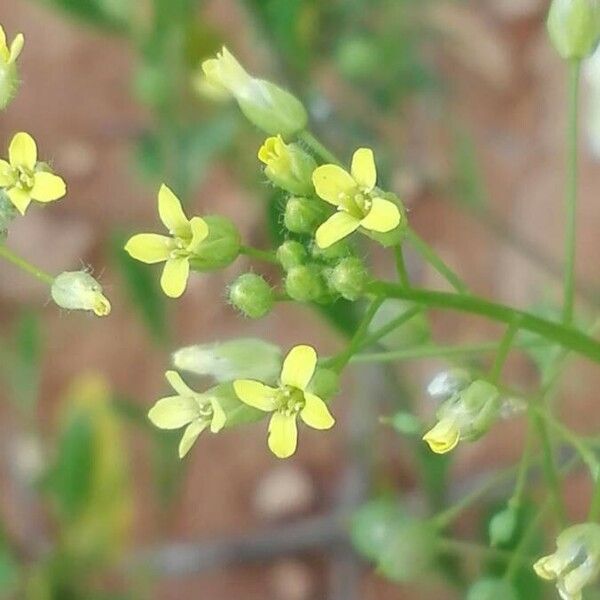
[534,523,600,600]
[312,148,402,248]
[148,371,227,458]
[0,132,66,215]
[233,344,335,458]
[51,271,111,317]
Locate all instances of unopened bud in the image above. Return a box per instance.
[308,368,340,400]
[189,215,240,271]
[51,271,111,317]
[0,26,24,110]
[276,240,307,271]
[327,256,369,301]
[285,264,326,302]
[229,273,274,319]
[547,0,600,59]
[489,506,519,547]
[258,137,316,195]
[284,196,326,234]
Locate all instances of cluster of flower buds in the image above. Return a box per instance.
[423,371,502,454]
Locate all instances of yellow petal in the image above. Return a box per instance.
[148,396,200,429]
[360,197,401,233]
[9,33,24,63]
[422,418,460,454]
[351,148,376,191]
[186,216,209,254]
[6,187,31,215]
[125,233,173,264]
[210,399,227,433]
[268,412,298,459]
[165,370,197,397]
[280,344,317,390]
[161,257,190,298]
[9,132,37,170]
[158,184,190,238]
[233,380,277,411]
[533,555,560,580]
[312,164,356,206]
[301,392,335,430]
[30,172,66,202]
[0,160,14,186]
[179,420,207,458]
[0,26,8,62]
[315,211,360,249]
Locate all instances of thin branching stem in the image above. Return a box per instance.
[0,245,54,285]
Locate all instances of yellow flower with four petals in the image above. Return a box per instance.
[313,148,401,248]
[148,370,227,458]
[233,344,335,458]
[125,184,209,298]
[0,132,66,215]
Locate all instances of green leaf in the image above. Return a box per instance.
[110,232,169,345]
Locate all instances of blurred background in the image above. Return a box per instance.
[2,0,600,598]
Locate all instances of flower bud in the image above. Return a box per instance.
[489,505,519,547]
[228,273,274,319]
[284,196,326,234]
[308,368,340,400]
[327,257,369,301]
[547,0,600,59]
[188,215,240,271]
[389,412,423,436]
[467,579,518,600]
[276,240,307,271]
[51,271,111,317]
[284,264,326,302]
[310,238,352,262]
[201,47,307,137]
[0,26,24,110]
[172,338,282,384]
[258,137,317,195]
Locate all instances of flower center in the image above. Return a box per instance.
[197,401,214,421]
[340,189,372,219]
[275,385,305,417]
[15,166,35,191]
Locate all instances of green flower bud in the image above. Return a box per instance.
[51,271,111,317]
[228,273,274,319]
[284,196,326,234]
[327,257,369,301]
[467,579,518,600]
[189,215,240,271]
[389,411,423,436]
[276,240,307,271]
[201,47,307,137]
[310,238,352,262]
[547,0,600,59]
[0,27,24,110]
[489,505,519,547]
[172,338,282,384]
[284,264,326,302]
[308,368,340,400]
[258,137,317,195]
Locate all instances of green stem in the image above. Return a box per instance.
[438,538,530,565]
[327,296,384,371]
[405,227,468,294]
[239,245,278,264]
[508,423,534,510]
[366,283,600,364]
[489,320,520,383]
[588,475,600,522]
[357,305,423,350]
[563,60,582,326]
[393,244,410,287]
[0,245,54,285]
[298,131,343,166]
[352,338,549,365]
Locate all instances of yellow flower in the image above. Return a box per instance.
[534,523,600,600]
[422,417,460,454]
[233,344,335,458]
[0,24,24,66]
[124,184,209,298]
[148,370,226,458]
[0,132,66,215]
[202,46,254,98]
[312,148,401,248]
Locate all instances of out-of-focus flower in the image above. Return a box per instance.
[313,148,402,248]
[0,25,24,109]
[233,345,334,458]
[148,370,226,458]
[125,184,209,298]
[51,271,111,317]
[0,132,66,215]
[547,0,600,60]
[534,523,600,600]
